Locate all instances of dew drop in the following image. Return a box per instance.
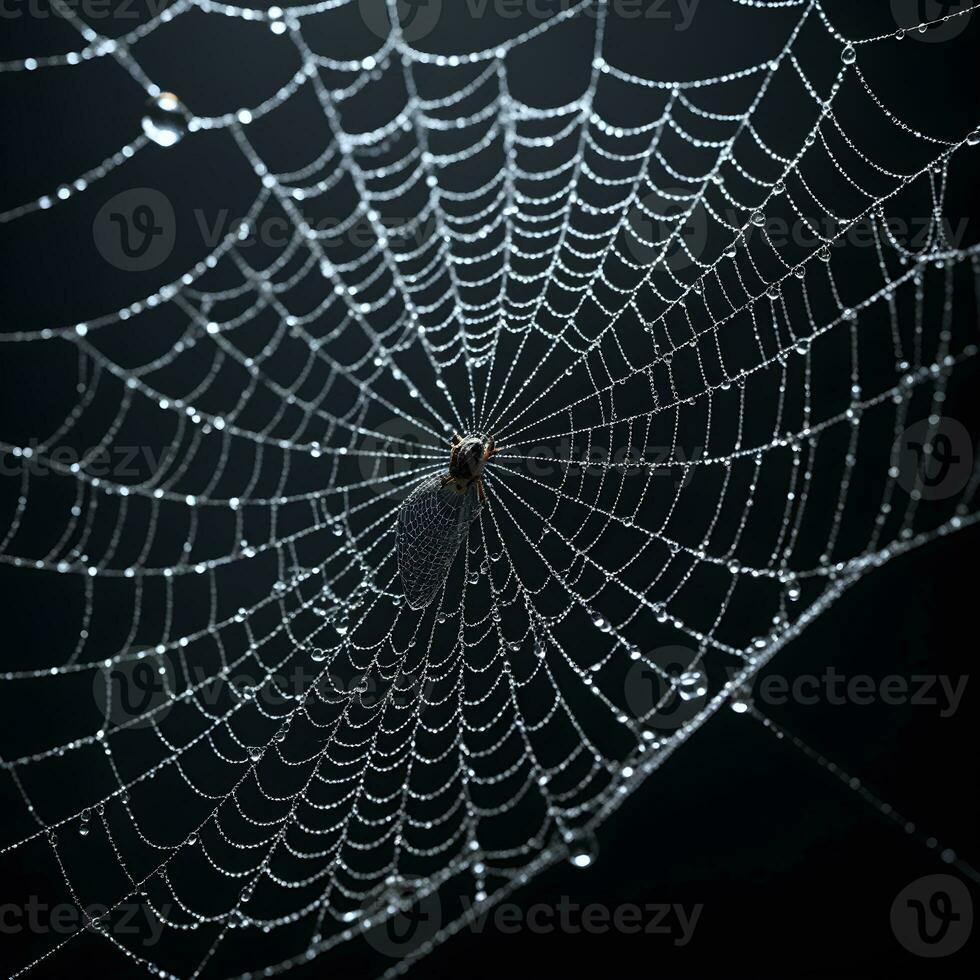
[567,832,598,869]
[730,686,753,714]
[589,610,610,632]
[841,45,856,66]
[142,92,188,147]
[677,669,707,701]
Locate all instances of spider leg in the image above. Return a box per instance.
[476,478,487,504]
[440,475,455,489]
[485,434,501,457]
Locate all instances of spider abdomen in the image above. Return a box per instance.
[396,473,482,610]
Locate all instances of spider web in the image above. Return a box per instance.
[1,0,978,976]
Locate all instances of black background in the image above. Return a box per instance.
[1,2,977,978]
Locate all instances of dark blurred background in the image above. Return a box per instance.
[1,1,977,978]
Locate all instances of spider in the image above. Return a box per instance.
[440,433,499,503]
[396,432,501,609]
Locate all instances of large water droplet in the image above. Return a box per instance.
[142,92,188,148]
[730,686,753,714]
[841,45,856,66]
[567,831,598,869]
